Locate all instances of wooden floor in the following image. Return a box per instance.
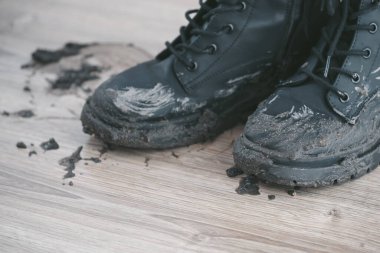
[1,1,380,252]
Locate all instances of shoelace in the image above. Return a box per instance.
[165,0,246,71]
[301,0,380,102]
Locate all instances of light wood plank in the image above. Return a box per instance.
[0,1,379,252]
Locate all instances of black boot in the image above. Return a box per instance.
[234,0,380,187]
[81,0,324,149]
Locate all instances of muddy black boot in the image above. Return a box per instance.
[81,0,324,149]
[234,0,380,187]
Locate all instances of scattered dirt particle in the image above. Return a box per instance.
[59,146,83,179]
[68,181,74,186]
[226,167,244,178]
[171,151,179,158]
[236,175,260,195]
[16,142,27,149]
[268,195,276,200]
[23,86,31,92]
[15,109,34,118]
[40,138,60,151]
[2,111,10,116]
[49,63,102,90]
[287,189,296,197]
[328,208,341,218]
[28,151,37,157]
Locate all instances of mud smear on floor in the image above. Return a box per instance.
[268,195,276,200]
[59,146,83,179]
[49,64,102,90]
[40,138,60,151]
[22,42,152,93]
[24,42,94,66]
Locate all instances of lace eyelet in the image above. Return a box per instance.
[224,24,234,34]
[206,44,218,55]
[338,91,350,103]
[369,22,378,34]
[239,2,247,11]
[351,73,361,83]
[187,62,198,72]
[363,48,372,58]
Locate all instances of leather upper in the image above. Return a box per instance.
[89,0,313,122]
[327,0,380,123]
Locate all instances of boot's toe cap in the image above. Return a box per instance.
[241,100,346,161]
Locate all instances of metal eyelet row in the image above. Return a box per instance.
[186,2,246,72]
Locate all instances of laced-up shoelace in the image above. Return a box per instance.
[301,0,380,102]
[165,0,246,71]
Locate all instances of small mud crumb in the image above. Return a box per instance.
[23,86,31,92]
[144,157,150,167]
[84,157,101,163]
[226,167,244,178]
[84,162,89,166]
[69,181,74,186]
[268,195,276,200]
[30,42,92,65]
[2,111,10,116]
[16,142,27,149]
[328,208,341,218]
[62,183,66,186]
[236,175,260,195]
[40,138,59,151]
[171,151,179,158]
[28,151,37,157]
[287,189,296,197]
[49,64,101,90]
[59,146,83,179]
[15,110,34,118]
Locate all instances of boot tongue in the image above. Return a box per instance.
[279,12,341,86]
[279,0,353,86]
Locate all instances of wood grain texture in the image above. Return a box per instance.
[0,1,379,252]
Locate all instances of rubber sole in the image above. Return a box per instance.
[81,100,233,149]
[233,135,380,187]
